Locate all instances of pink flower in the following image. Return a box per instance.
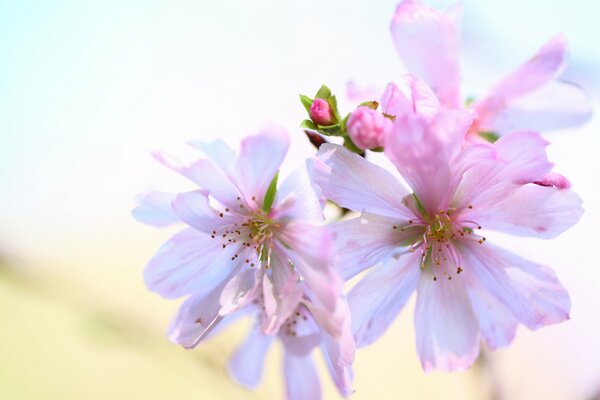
[133,127,350,353]
[227,288,354,399]
[346,106,392,150]
[313,109,583,372]
[310,98,335,126]
[389,0,591,136]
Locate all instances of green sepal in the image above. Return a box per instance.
[343,136,364,154]
[300,119,317,130]
[465,96,476,107]
[479,131,500,143]
[299,94,314,113]
[315,84,332,100]
[262,171,279,213]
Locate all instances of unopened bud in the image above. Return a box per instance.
[346,106,392,150]
[309,98,335,126]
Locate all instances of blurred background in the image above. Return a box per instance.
[1,0,599,398]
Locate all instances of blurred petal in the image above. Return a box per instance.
[153,151,241,207]
[219,268,261,315]
[414,273,480,372]
[381,75,440,120]
[172,190,238,233]
[284,353,321,400]
[390,0,461,107]
[168,283,227,348]
[144,228,243,299]
[348,253,421,347]
[463,243,570,330]
[346,80,380,102]
[321,327,355,397]
[235,126,289,205]
[132,191,179,227]
[477,80,592,134]
[470,183,583,239]
[275,164,324,224]
[187,139,237,176]
[279,224,342,313]
[314,144,412,219]
[228,325,274,388]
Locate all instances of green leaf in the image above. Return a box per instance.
[262,170,279,213]
[299,94,314,113]
[315,84,332,100]
[300,119,317,130]
[479,131,500,143]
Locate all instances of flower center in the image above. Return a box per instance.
[211,196,280,268]
[394,205,486,282]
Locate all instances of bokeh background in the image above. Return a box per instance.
[1,0,599,399]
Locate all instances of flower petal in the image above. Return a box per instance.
[168,283,227,348]
[462,243,570,330]
[172,190,238,233]
[153,151,241,207]
[385,110,473,212]
[313,144,412,219]
[475,80,592,135]
[452,131,554,209]
[321,327,355,398]
[465,278,518,349]
[381,75,440,120]
[283,352,322,400]
[228,325,274,388]
[390,0,461,108]
[144,228,242,299]
[187,139,237,176]
[278,223,342,313]
[274,164,324,224]
[332,213,422,280]
[469,183,583,239]
[132,191,180,227]
[234,126,289,206]
[414,273,480,372]
[219,268,261,315]
[348,252,421,347]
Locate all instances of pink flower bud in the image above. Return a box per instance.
[346,106,392,150]
[309,98,335,126]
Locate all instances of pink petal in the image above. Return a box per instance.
[153,151,241,207]
[278,223,342,313]
[228,325,274,388]
[381,75,440,120]
[469,183,583,239]
[390,0,462,108]
[463,243,570,330]
[475,80,592,135]
[414,273,480,372]
[332,213,421,280]
[346,80,380,102]
[313,144,412,219]
[348,252,421,347]
[385,110,473,212]
[219,268,261,315]
[187,139,237,176]
[283,352,322,400]
[465,278,518,350]
[274,165,325,224]
[452,131,553,209]
[172,190,238,233]
[260,248,304,335]
[321,325,355,397]
[479,34,567,105]
[144,228,244,299]
[132,190,180,227]
[168,284,226,348]
[234,126,289,207]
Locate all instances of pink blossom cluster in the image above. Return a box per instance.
[133,1,590,398]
